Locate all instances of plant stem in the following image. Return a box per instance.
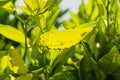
[106,0,110,40]
[14,14,28,61]
[23,22,28,60]
[15,14,25,24]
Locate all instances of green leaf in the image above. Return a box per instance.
[8,47,28,75]
[70,11,80,25]
[86,0,93,15]
[24,0,39,12]
[49,71,75,80]
[39,0,47,10]
[0,55,9,74]
[49,49,61,67]
[46,0,62,5]
[0,0,6,1]
[17,6,31,15]
[40,25,93,49]
[2,1,16,14]
[90,6,99,20]
[39,15,46,32]
[98,46,120,74]
[62,20,75,29]
[40,29,82,49]
[0,24,28,43]
[96,0,106,18]
[52,47,76,72]
[14,73,33,80]
[47,6,60,31]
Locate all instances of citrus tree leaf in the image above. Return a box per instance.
[98,46,120,75]
[17,6,31,15]
[70,11,80,25]
[8,47,28,75]
[0,24,28,43]
[90,6,99,20]
[86,0,93,15]
[40,29,82,49]
[0,55,9,74]
[62,20,75,29]
[24,0,39,12]
[40,25,93,49]
[39,0,47,10]
[49,50,61,67]
[14,73,33,80]
[47,6,60,31]
[46,0,62,5]
[2,1,16,14]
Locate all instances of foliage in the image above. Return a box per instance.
[0,0,120,80]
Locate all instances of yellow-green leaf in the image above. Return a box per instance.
[0,0,6,1]
[40,15,46,31]
[14,74,33,80]
[40,26,93,49]
[2,1,16,14]
[39,0,47,10]
[17,6,31,15]
[86,0,93,15]
[90,6,99,20]
[24,0,39,12]
[0,55,9,73]
[8,47,28,75]
[63,20,75,29]
[0,24,27,43]
[70,11,80,25]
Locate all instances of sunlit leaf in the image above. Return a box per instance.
[74,53,84,60]
[47,6,60,31]
[2,1,16,14]
[40,29,82,49]
[30,26,41,40]
[90,6,99,20]
[70,11,80,25]
[40,25,93,49]
[49,50,61,66]
[24,0,39,12]
[14,73,33,80]
[39,0,47,10]
[17,6,31,15]
[96,0,106,18]
[39,15,46,32]
[86,0,93,15]
[62,20,75,29]
[0,24,28,43]
[0,55,9,74]
[8,47,28,75]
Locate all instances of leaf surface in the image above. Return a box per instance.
[8,47,28,75]
[0,24,27,43]
[40,25,93,49]
[2,1,16,14]
[98,46,120,74]
[14,74,33,80]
